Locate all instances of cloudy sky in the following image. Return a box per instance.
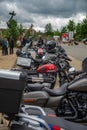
[0,0,87,31]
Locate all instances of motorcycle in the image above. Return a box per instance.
[23,71,87,122]
[0,69,51,130]
[0,69,87,130]
[13,48,71,88]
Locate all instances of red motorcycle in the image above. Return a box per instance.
[15,49,72,89]
[12,63,57,89]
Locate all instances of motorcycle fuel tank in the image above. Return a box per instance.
[37,64,57,73]
[68,78,87,92]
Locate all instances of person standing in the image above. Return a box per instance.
[9,37,15,54]
[21,36,27,47]
[5,38,9,55]
[1,38,7,56]
[37,35,44,47]
[16,37,22,50]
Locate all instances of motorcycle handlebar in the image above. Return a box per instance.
[68,70,82,76]
[58,54,72,61]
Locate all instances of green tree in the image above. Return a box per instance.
[18,24,24,35]
[67,20,75,32]
[45,23,53,35]
[54,29,60,36]
[81,15,87,38]
[60,26,67,39]
[61,26,67,34]
[6,19,20,41]
[75,23,82,40]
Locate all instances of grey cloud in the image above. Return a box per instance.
[15,0,87,18]
[0,0,87,29]
[0,0,87,19]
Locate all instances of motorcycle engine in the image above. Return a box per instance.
[76,93,87,117]
[56,92,87,121]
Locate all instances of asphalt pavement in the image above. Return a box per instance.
[61,44,87,61]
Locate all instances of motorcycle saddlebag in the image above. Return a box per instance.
[0,69,26,114]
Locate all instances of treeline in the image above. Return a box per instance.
[0,15,87,41]
[44,15,87,41]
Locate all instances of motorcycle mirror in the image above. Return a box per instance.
[69,67,76,73]
[42,56,45,60]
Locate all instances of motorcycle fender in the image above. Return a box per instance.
[46,96,64,108]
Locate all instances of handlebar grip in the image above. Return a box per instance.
[75,70,82,75]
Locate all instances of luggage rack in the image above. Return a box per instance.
[21,105,47,116]
[10,105,50,130]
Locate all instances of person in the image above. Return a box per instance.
[1,38,8,56]
[28,36,33,48]
[5,38,9,55]
[21,36,27,47]
[37,35,44,47]
[16,38,22,50]
[9,37,15,54]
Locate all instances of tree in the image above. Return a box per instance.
[75,23,82,40]
[18,24,24,35]
[67,20,75,32]
[81,16,87,38]
[45,23,53,35]
[61,26,67,34]
[54,29,60,36]
[60,26,67,39]
[6,19,20,41]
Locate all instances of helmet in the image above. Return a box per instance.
[38,48,44,55]
[46,40,56,51]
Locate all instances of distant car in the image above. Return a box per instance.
[82,38,87,45]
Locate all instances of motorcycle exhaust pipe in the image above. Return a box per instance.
[32,77,44,82]
[65,100,78,120]
[26,77,55,83]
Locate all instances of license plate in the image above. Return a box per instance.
[17,57,31,67]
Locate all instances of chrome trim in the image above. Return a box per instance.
[0,69,21,80]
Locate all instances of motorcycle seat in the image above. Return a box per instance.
[43,83,68,96]
[25,83,51,91]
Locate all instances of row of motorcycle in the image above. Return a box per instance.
[2,40,87,130]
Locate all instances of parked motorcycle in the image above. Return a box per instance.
[0,70,68,130]
[13,49,70,88]
[23,70,87,122]
[0,69,51,130]
[0,69,87,130]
